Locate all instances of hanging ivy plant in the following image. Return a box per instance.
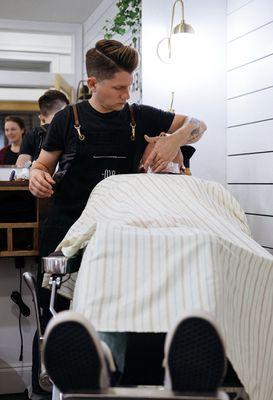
[103,0,141,44]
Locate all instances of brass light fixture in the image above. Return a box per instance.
[168,91,175,112]
[157,0,195,63]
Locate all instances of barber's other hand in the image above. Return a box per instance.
[29,169,55,198]
[144,133,181,173]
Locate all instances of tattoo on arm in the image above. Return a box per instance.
[188,117,201,137]
[190,128,200,137]
[189,117,200,125]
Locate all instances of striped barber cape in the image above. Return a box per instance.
[46,174,273,400]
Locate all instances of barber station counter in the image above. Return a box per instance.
[0,175,39,257]
[0,168,40,394]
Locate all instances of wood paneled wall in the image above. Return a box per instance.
[227,0,273,254]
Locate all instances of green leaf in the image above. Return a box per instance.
[104,33,113,39]
[102,0,141,38]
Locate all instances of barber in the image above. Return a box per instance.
[29,38,206,394]
[30,39,206,255]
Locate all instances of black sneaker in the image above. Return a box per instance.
[164,311,227,393]
[42,311,111,393]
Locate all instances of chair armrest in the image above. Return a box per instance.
[42,249,84,274]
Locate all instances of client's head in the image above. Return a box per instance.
[140,141,184,173]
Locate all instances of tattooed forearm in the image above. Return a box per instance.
[185,117,206,143]
[189,117,201,125]
[174,115,206,145]
[189,118,201,137]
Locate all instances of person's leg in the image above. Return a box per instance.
[164,311,227,392]
[94,332,166,386]
[99,332,127,384]
[120,333,166,386]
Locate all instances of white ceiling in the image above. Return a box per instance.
[0,0,104,24]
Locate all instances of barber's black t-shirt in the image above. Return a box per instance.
[19,124,49,161]
[42,101,175,171]
[4,146,19,165]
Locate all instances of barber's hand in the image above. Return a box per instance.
[29,169,55,198]
[143,133,181,172]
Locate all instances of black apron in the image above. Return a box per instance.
[39,103,136,258]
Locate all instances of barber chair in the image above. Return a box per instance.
[61,390,228,400]
[23,250,250,400]
[22,152,248,400]
[24,250,231,400]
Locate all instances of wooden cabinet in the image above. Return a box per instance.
[0,181,39,257]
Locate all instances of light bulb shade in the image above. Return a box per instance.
[173,21,194,35]
[157,32,195,64]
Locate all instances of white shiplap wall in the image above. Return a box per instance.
[227,0,273,253]
[83,0,141,104]
[142,0,227,184]
[83,0,117,76]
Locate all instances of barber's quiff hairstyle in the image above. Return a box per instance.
[86,39,139,80]
[38,89,69,117]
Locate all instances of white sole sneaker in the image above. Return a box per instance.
[42,311,110,393]
[164,311,227,393]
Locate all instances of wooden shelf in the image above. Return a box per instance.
[0,180,29,189]
[0,250,39,257]
[0,180,39,257]
[0,222,39,228]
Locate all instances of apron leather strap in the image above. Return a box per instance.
[72,104,79,126]
[72,104,85,141]
[128,105,136,141]
[72,103,136,142]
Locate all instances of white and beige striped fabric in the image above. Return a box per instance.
[45,174,273,400]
